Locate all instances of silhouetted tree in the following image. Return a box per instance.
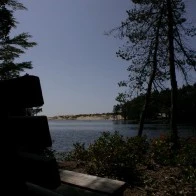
[0,0,37,80]
[26,107,42,116]
[115,92,128,120]
[109,0,196,142]
[113,104,121,119]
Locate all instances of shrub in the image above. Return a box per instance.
[126,135,149,164]
[86,132,136,181]
[181,166,196,184]
[176,138,196,166]
[66,142,88,162]
[67,131,148,183]
[64,131,195,186]
[149,135,196,166]
[149,135,177,165]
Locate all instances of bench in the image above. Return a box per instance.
[59,170,128,196]
[1,75,61,194]
[1,75,128,196]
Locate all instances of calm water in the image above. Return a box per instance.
[48,120,195,152]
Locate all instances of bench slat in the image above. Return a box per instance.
[27,182,63,196]
[0,75,44,108]
[8,116,52,149]
[60,170,127,195]
[20,152,61,189]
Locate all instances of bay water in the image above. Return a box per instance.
[48,120,195,152]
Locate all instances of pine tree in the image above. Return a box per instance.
[0,0,37,80]
[110,0,196,141]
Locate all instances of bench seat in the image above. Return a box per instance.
[59,170,128,196]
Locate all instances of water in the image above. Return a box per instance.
[48,120,195,152]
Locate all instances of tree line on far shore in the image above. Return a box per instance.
[113,83,196,124]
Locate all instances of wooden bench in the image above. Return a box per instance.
[59,170,128,196]
[26,182,63,196]
[1,75,61,194]
[1,75,128,196]
[8,116,52,149]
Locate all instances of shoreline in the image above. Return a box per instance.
[47,116,170,124]
[48,113,123,121]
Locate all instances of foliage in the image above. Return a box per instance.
[181,166,196,184]
[112,0,196,96]
[62,131,196,194]
[40,148,56,159]
[111,0,196,140]
[176,138,196,166]
[143,166,195,196]
[26,107,42,116]
[64,131,195,177]
[114,93,129,120]
[67,142,88,163]
[114,83,196,124]
[126,135,149,164]
[66,132,148,183]
[149,135,196,167]
[0,0,37,79]
[87,132,135,181]
[149,135,177,165]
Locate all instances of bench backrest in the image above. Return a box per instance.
[1,75,60,190]
[0,75,44,109]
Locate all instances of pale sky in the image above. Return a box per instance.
[13,0,196,116]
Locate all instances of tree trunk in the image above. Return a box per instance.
[138,69,156,136]
[138,10,163,137]
[167,0,178,144]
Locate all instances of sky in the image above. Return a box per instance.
[13,0,196,117]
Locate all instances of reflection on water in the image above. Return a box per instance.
[48,120,195,152]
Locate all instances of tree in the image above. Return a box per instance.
[0,0,39,116]
[110,0,196,141]
[113,104,121,119]
[115,92,129,120]
[0,0,37,80]
[26,107,42,116]
[116,83,196,123]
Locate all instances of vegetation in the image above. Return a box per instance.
[114,83,196,124]
[59,131,196,195]
[0,0,39,115]
[110,0,196,142]
[50,113,116,120]
[0,0,37,80]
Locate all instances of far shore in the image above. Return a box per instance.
[47,114,170,124]
[47,113,123,121]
